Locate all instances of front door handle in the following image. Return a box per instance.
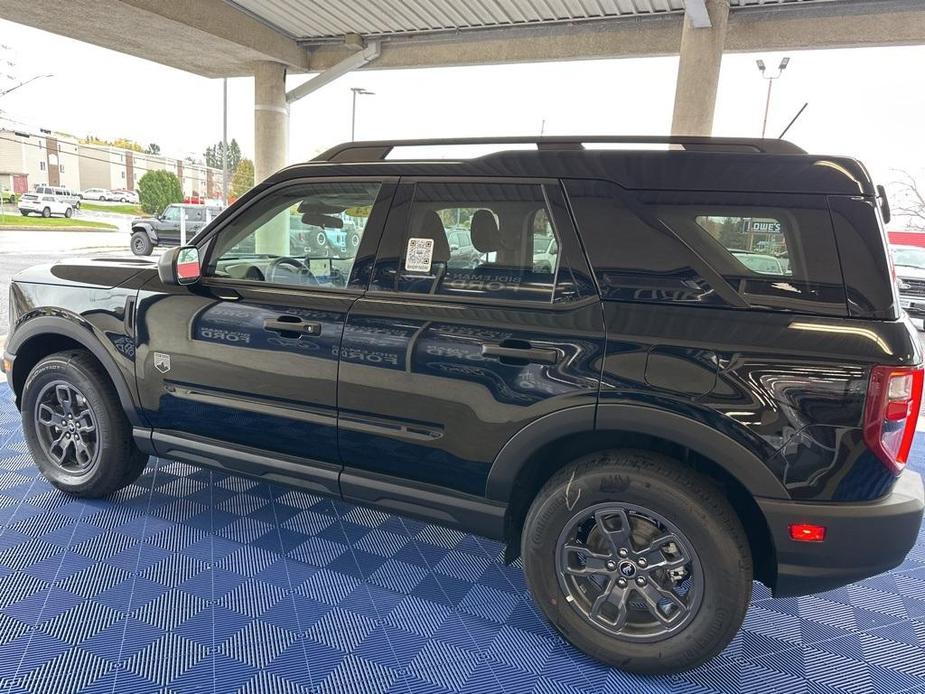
[263,316,322,337]
[481,340,559,365]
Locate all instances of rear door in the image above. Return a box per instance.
[338,178,605,502]
[135,178,394,492]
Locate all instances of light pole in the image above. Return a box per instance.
[221,77,228,205]
[0,73,53,98]
[350,87,374,141]
[756,57,789,138]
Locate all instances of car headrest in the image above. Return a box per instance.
[470,210,499,253]
[411,210,450,265]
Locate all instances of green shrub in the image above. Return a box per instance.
[137,170,183,215]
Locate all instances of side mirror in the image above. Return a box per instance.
[450,244,460,252]
[158,246,201,285]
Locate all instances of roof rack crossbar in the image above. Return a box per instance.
[313,136,806,162]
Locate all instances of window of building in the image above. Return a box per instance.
[39,161,46,171]
[384,182,559,303]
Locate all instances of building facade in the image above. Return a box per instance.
[0,120,224,199]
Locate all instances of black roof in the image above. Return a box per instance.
[267,137,875,197]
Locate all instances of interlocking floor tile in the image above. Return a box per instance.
[0,384,923,693]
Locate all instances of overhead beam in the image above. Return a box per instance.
[684,0,713,29]
[0,0,309,77]
[286,41,380,104]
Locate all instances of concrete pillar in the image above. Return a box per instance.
[254,61,289,255]
[670,0,730,136]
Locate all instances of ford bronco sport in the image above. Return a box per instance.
[4,136,923,675]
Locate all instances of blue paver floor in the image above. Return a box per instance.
[0,384,923,693]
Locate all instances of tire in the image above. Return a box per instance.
[131,231,153,256]
[20,211,28,216]
[42,207,51,218]
[522,449,752,675]
[21,350,147,497]
[64,207,73,218]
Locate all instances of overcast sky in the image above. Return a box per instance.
[1,17,924,205]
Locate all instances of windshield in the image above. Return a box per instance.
[892,247,925,269]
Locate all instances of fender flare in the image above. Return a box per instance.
[131,224,157,244]
[6,314,145,428]
[484,402,788,502]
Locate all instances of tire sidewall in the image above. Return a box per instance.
[522,451,751,672]
[22,355,119,493]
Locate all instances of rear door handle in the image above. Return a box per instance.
[263,317,322,337]
[481,341,559,365]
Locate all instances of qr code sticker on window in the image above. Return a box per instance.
[405,237,435,272]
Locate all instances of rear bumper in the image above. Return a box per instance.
[757,470,924,597]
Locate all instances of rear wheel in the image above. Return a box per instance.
[131,231,153,256]
[522,450,752,675]
[22,350,147,497]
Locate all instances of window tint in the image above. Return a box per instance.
[566,179,846,314]
[390,182,559,302]
[206,181,381,290]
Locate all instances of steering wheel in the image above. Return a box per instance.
[265,256,316,286]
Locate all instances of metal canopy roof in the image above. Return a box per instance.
[229,0,843,43]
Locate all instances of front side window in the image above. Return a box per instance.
[386,182,559,302]
[205,181,381,290]
[162,206,180,222]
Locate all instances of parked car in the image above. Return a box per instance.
[731,249,785,275]
[1,187,16,204]
[17,192,74,218]
[80,188,113,201]
[3,136,923,676]
[129,203,222,255]
[110,189,139,204]
[890,244,925,320]
[32,184,81,209]
[446,227,482,268]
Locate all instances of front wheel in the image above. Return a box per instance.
[42,207,51,218]
[130,231,153,256]
[21,350,148,497]
[522,450,752,675]
[64,207,73,218]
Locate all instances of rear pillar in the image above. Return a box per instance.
[670,0,730,136]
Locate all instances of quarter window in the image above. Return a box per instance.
[206,181,381,290]
[389,182,559,302]
[695,215,790,276]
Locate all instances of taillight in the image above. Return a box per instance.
[864,365,924,474]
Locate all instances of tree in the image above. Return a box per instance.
[145,143,161,155]
[81,135,144,152]
[204,138,242,172]
[230,159,255,199]
[889,170,925,231]
[137,170,183,215]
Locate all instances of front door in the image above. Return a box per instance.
[338,179,605,501]
[135,178,393,493]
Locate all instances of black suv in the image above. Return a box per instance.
[4,137,923,675]
[130,203,223,256]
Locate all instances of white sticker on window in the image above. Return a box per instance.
[405,237,435,272]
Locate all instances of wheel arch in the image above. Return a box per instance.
[487,404,783,587]
[131,224,156,242]
[7,314,144,428]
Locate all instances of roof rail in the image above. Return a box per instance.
[313,136,806,162]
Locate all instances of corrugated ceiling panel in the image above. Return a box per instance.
[228,0,840,40]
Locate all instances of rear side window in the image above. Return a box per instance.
[386,181,560,303]
[565,179,847,315]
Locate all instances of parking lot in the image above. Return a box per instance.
[0,228,137,335]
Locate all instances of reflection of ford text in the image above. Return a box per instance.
[444,272,521,293]
[338,346,400,367]
[199,327,251,344]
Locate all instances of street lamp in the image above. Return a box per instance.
[350,87,375,141]
[756,57,789,138]
[0,73,53,98]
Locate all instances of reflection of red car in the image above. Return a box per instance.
[888,231,925,249]
[183,195,204,205]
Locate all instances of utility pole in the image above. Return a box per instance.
[350,87,374,141]
[756,57,790,138]
[221,78,228,205]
